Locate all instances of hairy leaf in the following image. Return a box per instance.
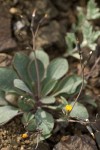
[87,0,100,20]
[81,21,100,50]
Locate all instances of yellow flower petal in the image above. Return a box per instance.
[22,133,28,139]
[65,105,72,112]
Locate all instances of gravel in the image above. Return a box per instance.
[0,117,38,150]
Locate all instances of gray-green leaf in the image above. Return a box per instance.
[65,33,76,53]
[0,68,18,92]
[35,109,54,138]
[14,79,32,94]
[41,78,57,96]
[47,58,69,80]
[70,102,89,119]
[13,53,32,90]
[40,96,55,104]
[28,59,44,82]
[18,96,34,112]
[22,112,37,131]
[87,0,100,20]
[53,75,82,96]
[0,105,19,126]
[29,50,49,69]
[81,21,100,50]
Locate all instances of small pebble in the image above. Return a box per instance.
[20,146,25,150]
[24,140,30,144]
[9,7,19,14]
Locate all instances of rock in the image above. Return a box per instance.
[36,21,66,52]
[0,5,17,52]
[20,146,25,150]
[31,0,67,53]
[33,142,50,150]
[51,0,74,11]
[1,147,12,150]
[5,93,18,107]
[9,7,20,14]
[12,0,66,53]
[53,135,98,150]
[17,0,58,21]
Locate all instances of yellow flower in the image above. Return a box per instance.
[64,105,72,112]
[22,133,28,139]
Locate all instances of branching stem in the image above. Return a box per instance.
[30,11,42,100]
